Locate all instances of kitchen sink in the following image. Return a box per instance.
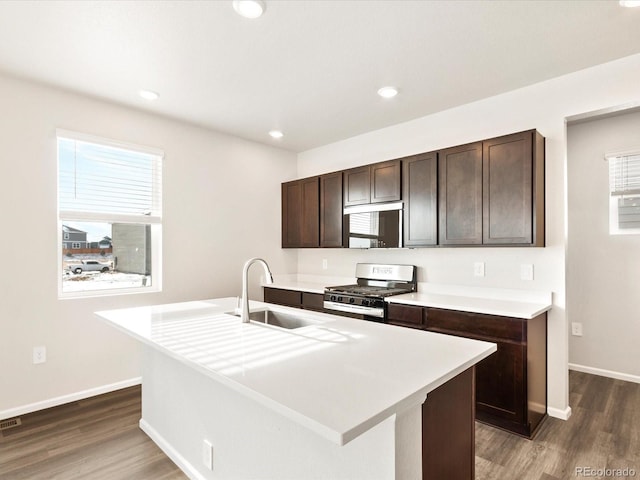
[227,309,323,329]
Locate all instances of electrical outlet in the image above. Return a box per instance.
[322,259,328,270]
[571,322,583,336]
[202,439,213,470]
[473,262,485,277]
[521,264,534,281]
[33,346,46,364]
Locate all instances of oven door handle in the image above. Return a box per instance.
[323,301,385,318]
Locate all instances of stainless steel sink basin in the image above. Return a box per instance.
[227,309,322,329]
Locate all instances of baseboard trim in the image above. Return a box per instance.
[569,363,640,384]
[139,418,205,480]
[547,405,572,421]
[0,377,142,421]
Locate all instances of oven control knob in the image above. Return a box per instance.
[362,299,369,306]
[349,297,355,304]
[330,295,336,302]
[337,296,343,302]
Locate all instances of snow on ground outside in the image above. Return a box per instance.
[62,253,149,292]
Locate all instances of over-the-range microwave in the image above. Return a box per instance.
[343,202,402,248]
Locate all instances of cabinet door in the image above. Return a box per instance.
[281,177,319,248]
[301,292,325,311]
[282,181,302,248]
[300,177,320,247]
[343,166,370,206]
[483,131,533,245]
[475,342,526,425]
[438,142,483,245]
[371,159,401,203]
[387,303,424,329]
[264,287,302,307]
[403,152,438,247]
[320,172,343,247]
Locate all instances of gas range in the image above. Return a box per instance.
[323,264,417,321]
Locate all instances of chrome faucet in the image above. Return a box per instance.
[241,257,274,323]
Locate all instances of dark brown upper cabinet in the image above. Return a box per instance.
[281,177,319,248]
[343,159,401,207]
[483,130,545,246]
[402,152,438,247]
[371,159,401,203]
[343,165,370,206]
[320,171,344,247]
[281,129,544,249]
[438,142,483,245]
[439,130,544,247]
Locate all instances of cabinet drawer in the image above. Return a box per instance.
[302,292,324,311]
[425,308,524,342]
[264,287,302,307]
[387,303,424,328]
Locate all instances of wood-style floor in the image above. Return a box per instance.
[1,371,638,479]
[476,370,640,480]
[0,386,187,480]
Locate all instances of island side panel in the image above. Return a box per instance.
[422,366,475,480]
[140,345,419,480]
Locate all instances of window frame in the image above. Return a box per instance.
[57,129,163,299]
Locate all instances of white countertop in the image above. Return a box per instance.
[96,297,495,446]
[267,275,552,319]
[387,292,550,319]
[387,283,552,319]
[268,274,354,294]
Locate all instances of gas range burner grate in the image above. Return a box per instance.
[326,284,413,297]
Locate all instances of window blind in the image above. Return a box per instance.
[609,154,640,197]
[58,135,162,220]
[608,153,640,231]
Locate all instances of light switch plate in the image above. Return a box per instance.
[202,439,213,470]
[33,346,46,364]
[473,262,485,277]
[521,264,534,281]
[322,259,328,270]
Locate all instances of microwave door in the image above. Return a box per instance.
[346,209,400,248]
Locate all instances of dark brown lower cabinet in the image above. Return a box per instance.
[387,302,424,329]
[388,303,547,438]
[423,367,475,480]
[263,287,325,312]
[425,307,547,437]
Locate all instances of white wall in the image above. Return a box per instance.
[0,73,297,416]
[567,110,640,381]
[296,53,640,418]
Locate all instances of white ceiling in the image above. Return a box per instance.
[1,1,639,152]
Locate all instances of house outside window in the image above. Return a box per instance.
[607,150,640,235]
[57,130,163,297]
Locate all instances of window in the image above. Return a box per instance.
[57,130,163,296]
[607,150,640,235]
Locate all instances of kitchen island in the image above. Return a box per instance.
[96,297,496,480]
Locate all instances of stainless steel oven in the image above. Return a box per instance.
[324,263,417,322]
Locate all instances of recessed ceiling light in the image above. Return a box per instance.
[620,0,640,6]
[377,86,398,99]
[139,90,159,101]
[269,130,284,139]
[232,0,265,18]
